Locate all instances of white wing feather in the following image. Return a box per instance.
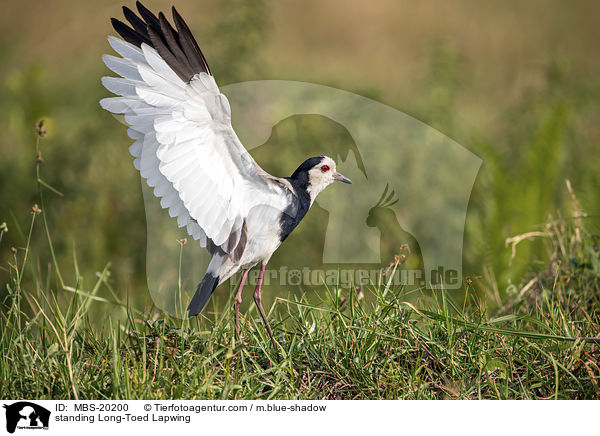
[100,36,290,250]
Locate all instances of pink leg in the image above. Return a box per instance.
[234,269,249,338]
[253,263,276,347]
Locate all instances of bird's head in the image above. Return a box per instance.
[290,156,352,202]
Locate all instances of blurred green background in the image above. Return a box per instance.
[1,0,599,314]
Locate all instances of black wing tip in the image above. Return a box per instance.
[111,17,146,46]
[171,5,184,23]
[110,2,212,82]
[136,0,151,14]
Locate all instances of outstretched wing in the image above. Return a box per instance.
[100,2,293,256]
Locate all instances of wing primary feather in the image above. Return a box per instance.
[147,24,192,83]
[158,12,195,80]
[114,3,212,81]
[111,18,150,46]
[171,6,212,75]
[136,1,161,31]
[122,6,152,42]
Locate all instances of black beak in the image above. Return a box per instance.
[333,171,352,184]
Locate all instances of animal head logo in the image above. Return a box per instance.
[2,402,50,433]
[139,80,481,314]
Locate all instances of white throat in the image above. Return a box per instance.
[306,174,333,204]
[306,183,323,205]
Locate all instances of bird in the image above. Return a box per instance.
[100,2,352,346]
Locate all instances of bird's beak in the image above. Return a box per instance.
[333,171,352,184]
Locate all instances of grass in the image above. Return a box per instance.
[1,133,599,399]
[2,1,599,401]
[3,2,600,312]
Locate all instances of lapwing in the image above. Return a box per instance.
[100,2,352,346]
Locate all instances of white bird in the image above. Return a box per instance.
[100,2,352,346]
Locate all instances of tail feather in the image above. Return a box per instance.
[187,272,220,317]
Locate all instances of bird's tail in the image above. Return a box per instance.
[187,273,219,317]
[187,255,224,317]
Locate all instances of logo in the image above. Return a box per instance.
[136,80,481,315]
[2,402,50,434]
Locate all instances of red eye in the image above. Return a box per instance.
[321,165,330,173]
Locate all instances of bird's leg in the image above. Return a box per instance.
[253,263,276,348]
[233,269,249,339]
